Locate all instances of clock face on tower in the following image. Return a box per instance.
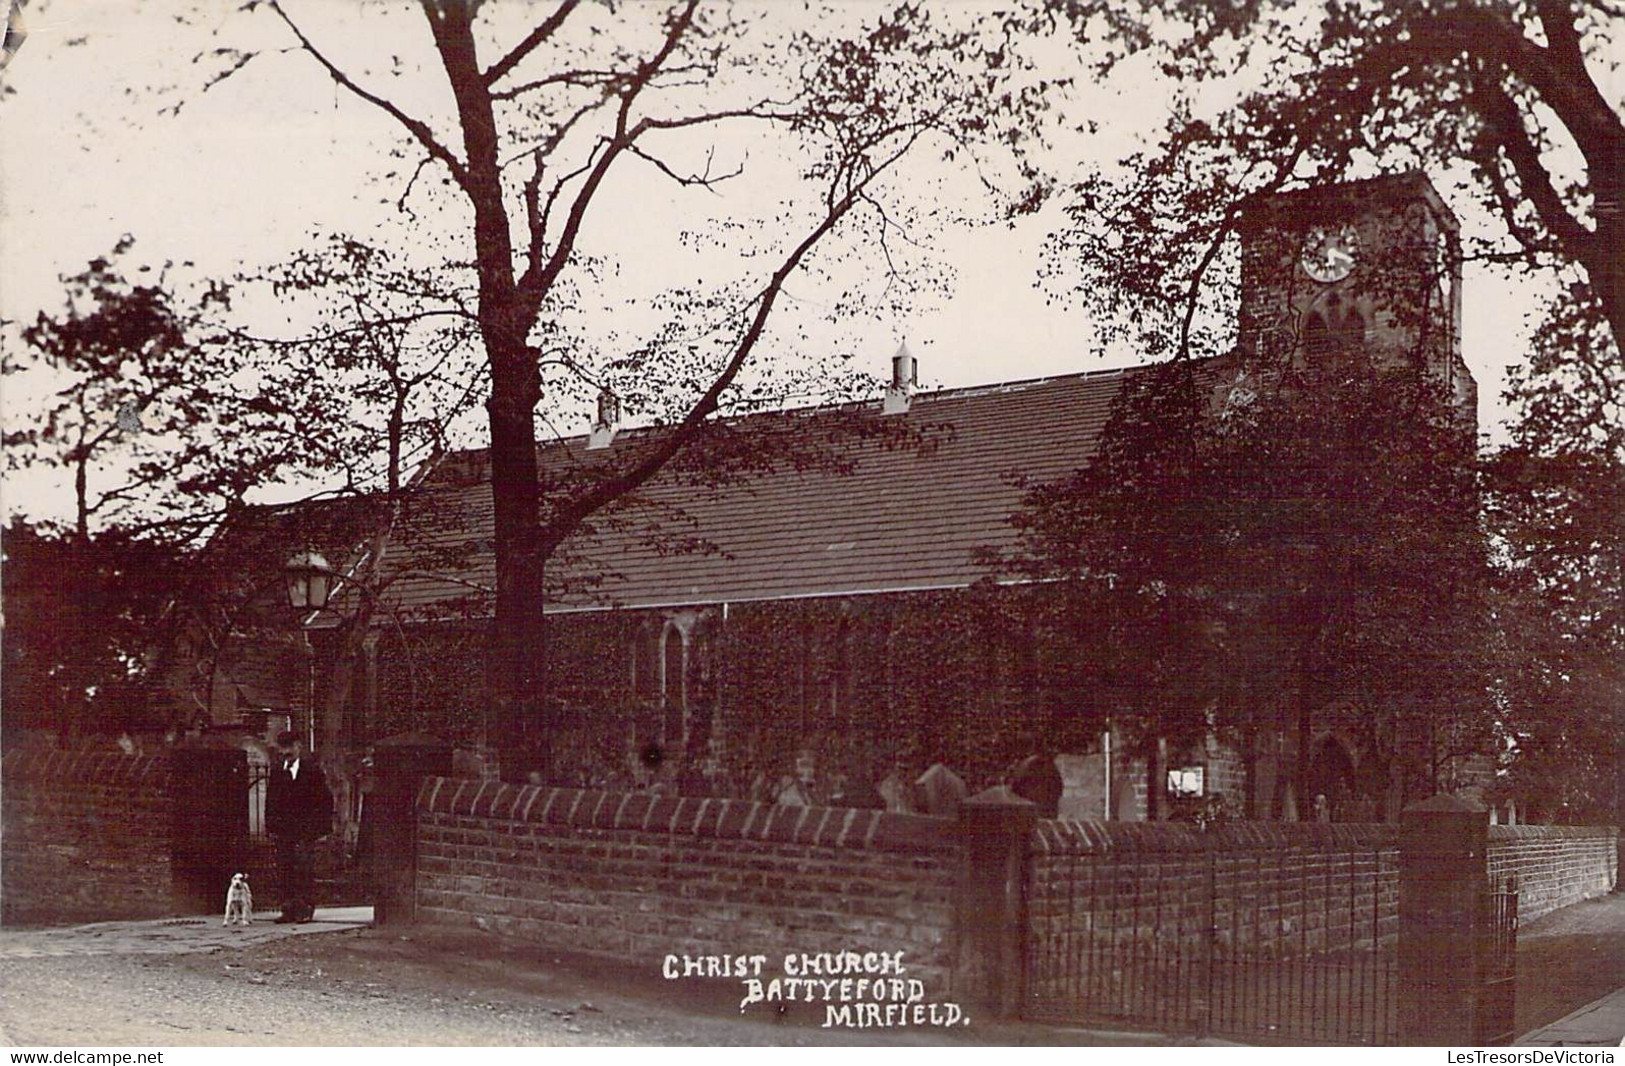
[1301,225,1358,283]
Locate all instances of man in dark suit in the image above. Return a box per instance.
[266,730,332,923]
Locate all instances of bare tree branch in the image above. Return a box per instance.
[548,127,929,541]
[514,0,702,319]
[627,142,742,191]
[481,0,582,88]
[1475,77,1598,258]
[268,0,468,189]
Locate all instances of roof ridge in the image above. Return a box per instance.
[435,359,1161,463]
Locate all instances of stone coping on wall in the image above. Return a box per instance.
[1488,824,1619,842]
[0,748,169,784]
[1033,818,1397,855]
[414,776,958,856]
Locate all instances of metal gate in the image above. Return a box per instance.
[1476,876,1519,1046]
[245,749,368,908]
[1027,847,1398,1044]
[246,749,270,839]
[169,744,252,913]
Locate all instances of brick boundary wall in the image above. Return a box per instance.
[413,777,964,993]
[1029,820,1401,956]
[1,749,174,926]
[1487,825,1618,923]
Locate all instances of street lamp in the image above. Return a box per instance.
[283,551,333,752]
[283,551,334,613]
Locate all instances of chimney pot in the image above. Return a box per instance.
[588,387,620,450]
[883,341,916,415]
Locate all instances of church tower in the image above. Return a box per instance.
[1223,174,1485,821]
[1235,172,1476,421]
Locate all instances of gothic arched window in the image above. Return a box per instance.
[628,623,659,704]
[1304,311,1331,363]
[661,622,686,746]
[830,612,853,725]
[1340,307,1366,344]
[1305,306,1366,374]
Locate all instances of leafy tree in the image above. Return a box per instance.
[995,355,1498,820]
[160,237,494,836]
[197,1,1051,774]
[1044,0,1621,357]
[2,241,333,541]
[1483,288,1622,823]
[1,235,486,767]
[241,236,489,499]
[1,243,347,737]
[1023,0,1619,821]
[0,519,182,742]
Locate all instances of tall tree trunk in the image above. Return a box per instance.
[426,3,550,777]
[485,362,548,777]
[318,629,356,843]
[1576,111,1623,351]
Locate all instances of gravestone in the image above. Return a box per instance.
[916,763,967,818]
[877,770,919,814]
[1055,753,1105,820]
[830,775,885,810]
[773,777,812,806]
[1009,754,1063,818]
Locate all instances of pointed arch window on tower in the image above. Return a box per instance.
[1304,310,1330,363]
[1337,308,1366,364]
[1304,301,1366,375]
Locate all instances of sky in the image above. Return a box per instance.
[0,0,1549,526]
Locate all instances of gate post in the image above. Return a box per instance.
[169,739,249,914]
[366,732,452,926]
[1398,793,1489,1045]
[956,785,1038,1018]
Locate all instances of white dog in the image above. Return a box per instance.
[223,872,254,927]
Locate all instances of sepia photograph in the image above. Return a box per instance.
[0,0,1619,1051]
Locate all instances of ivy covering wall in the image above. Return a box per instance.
[369,586,1114,795]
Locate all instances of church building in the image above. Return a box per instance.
[173,171,1483,822]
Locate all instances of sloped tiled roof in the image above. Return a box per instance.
[382,365,1150,616]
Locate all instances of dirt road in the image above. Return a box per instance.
[10,892,1612,1047]
[0,922,1108,1047]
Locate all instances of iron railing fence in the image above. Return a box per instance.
[1476,876,1519,1046]
[1028,846,1400,1045]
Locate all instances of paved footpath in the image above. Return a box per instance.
[0,906,374,959]
[1517,987,1625,1047]
[1514,892,1625,1046]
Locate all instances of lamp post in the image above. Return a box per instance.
[283,551,333,753]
